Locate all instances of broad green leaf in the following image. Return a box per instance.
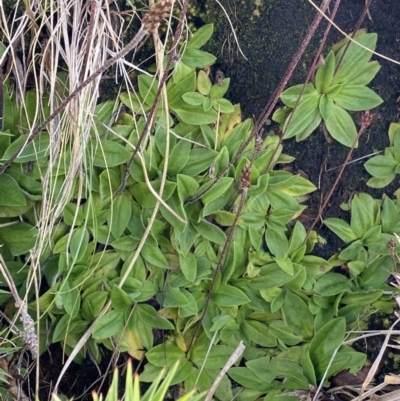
[187,24,214,49]
[199,177,233,205]
[0,174,26,206]
[166,139,191,175]
[333,85,383,111]
[0,222,38,256]
[333,33,377,84]
[182,48,216,68]
[288,221,307,256]
[280,83,318,108]
[209,78,230,100]
[168,72,197,108]
[341,289,383,305]
[192,345,236,370]
[280,175,317,196]
[136,304,174,329]
[381,196,399,232]
[319,94,333,120]
[180,147,218,176]
[314,273,352,296]
[52,314,81,343]
[364,155,398,179]
[275,257,294,275]
[366,175,394,188]
[228,367,273,391]
[323,218,357,243]
[182,92,205,106]
[213,284,250,306]
[179,252,197,282]
[241,320,277,347]
[131,180,176,208]
[309,318,346,379]
[315,51,336,92]
[325,105,358,147]
[265,228,289,259]
[70,227,89,262]
[213,98,235,114]
[141,243,169,268]
[146,344,185,367]
[160,286,189,308]
[283,94,321,140]
[193,219,226,244]
[173,103,217,125]
[268,320,303,346]
[93,310,125,339]
[197,70,212,95]
[177,174,199,203]
[282,293,314,340]
[138,74,158,106]
[6,169,42,199]
[110,192,132,239]
[111,285,133,311]
[92,140,131,168]
[202,97,213,111]
[2,133,50,162]
[350,195,374,237]
[81,291,108,320]
[350,61,381,85]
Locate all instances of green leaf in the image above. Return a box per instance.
[0,222,38,256]
[70,227,89,262]
[333,33,377,85]
[138,75,158,106]
[92,140,131,168]
[199,177,233,205]
[0,174,27,206]
[93,310,125,339]
[364,155,398,179]
[202,97,213,111]
[111,285,133,311]
[179,252,197,282]
[282,293,314,340]
[182,48,216,68]
[350,195,374,238]
[209,78,230,100]
[241,320,277,347]
[141,243,169,268]
[110,192,132,239]
[82,291,108,320]
[314,273,352,296]
[325,104,358,147]
[213,98,235,113]
[265,228,289,259]
[309,318,346,380]
[275,257,294,275]
[182,92,205,106]
[168,72,197,108]
[280,83,318,108]
[283,94,322,141]
[177,174,199,203]
[136,304,174,329]
[315,51,336,92]
[180,147,218,176]
[197,70,212,95]
[213,284,250,306]
[193,219,226,244]
[381,196,399,232]
[146,344,185,367]
[341,289,383,305]
[324,217,358,243]
[173,103,217,125]
[161,286,189,308]
[366,175,394,188]
[187,24,214,49]
[60,279,81,317]
[350,61,381,85]
[131,180,176,208]
[319,95,333,120]
[333,85,383,111]
[2,133,50,163]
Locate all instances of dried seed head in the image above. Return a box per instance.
[142,0,175,34]
[361,110,374,129]
[20,303,38,358]
[387,238,396,252]
[240,165,251,190]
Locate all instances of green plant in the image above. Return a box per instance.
[0,22,397,401]
[364,122,400,187]
[273,30,383,147]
